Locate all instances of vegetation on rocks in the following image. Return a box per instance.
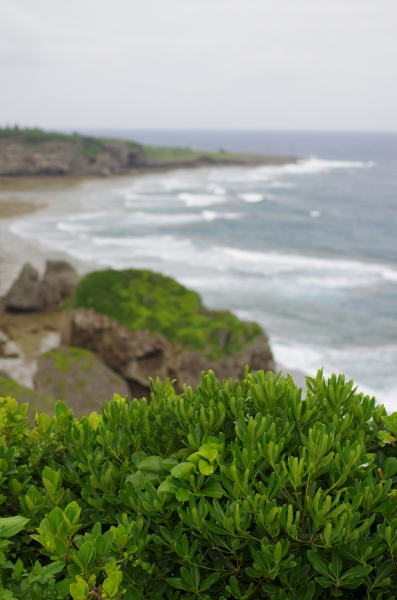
[34,347,130,416]
[140,145,257,164]
[0,127,260,168]
[71,269,262,360]
[0,375,55,418]
[0,368,397,599]
[41,347,95,373]
[0,126,140,156]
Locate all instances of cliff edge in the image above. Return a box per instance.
[0,127,297,177]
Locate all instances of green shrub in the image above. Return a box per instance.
[0,375,55,419]
[0,368,397,599]
[72,269,262,359]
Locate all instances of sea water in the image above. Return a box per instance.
[11,131,397,410]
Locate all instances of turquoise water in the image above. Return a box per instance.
[13,131,397,409]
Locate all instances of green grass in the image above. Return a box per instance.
[0,127,139,154]
[0,126,82,145]
[72,269,262,360]
[97,137,141,148]
[141,145,250,163]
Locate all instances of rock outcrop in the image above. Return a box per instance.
[4,263,44,312]
[60,308,274,394]
[40,260,79,307]
[60,308,176,397]
[34,346,130,416]
[4,260,78,312]
[0,138,144,177]
[177,336,274,389]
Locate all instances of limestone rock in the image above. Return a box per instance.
[4,260,78,313]
[61,308,274,395]
[60,308,176,397]
[177,334,274,389]
[34,346,130,416]
[0,138,145,177]
[4,263,44,312]
[40,260,78,307]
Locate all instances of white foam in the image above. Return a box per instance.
[57,222,93,234]
[207,183,226,195]
[272,338,397,412]
[62,210,114,222]
[383,270,397,282]
[309,211,321,218]
[177,193,228,207]
[238,193,264,203]
[219,247,397,286]
[278,158,370,174]
[54,207,243,234]
[10,213,397,292]
[127,211,203,226]
[161,176,202,191]
[296,275,372,289]
[202,211,217,221]
[270,181,296,188]
[92,234,192,252]
[208,158,372,185]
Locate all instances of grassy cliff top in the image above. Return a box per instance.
[71,269,262,359]
[0,126,139,147]
[140,144,261,164]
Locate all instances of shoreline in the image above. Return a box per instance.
[0,162,307,391]
[0,176,91,296]
[0,155,300,295]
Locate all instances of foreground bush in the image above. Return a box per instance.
[0,369,397,599]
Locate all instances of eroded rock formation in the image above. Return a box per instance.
[4,260,78,312]
[0,138,144,177]
[60,308,274,394]
[40,260,79,307]
[4,263,44,312]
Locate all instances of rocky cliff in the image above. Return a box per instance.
[0,128,296,177]
[60,308,274,395]
[0,136,144,177]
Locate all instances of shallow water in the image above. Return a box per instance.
[11,131,397,410]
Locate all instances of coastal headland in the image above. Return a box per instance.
[0,127,297,178]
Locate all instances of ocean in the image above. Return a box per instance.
[11,130,397,410]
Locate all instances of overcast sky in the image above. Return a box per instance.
[1,0,397,131]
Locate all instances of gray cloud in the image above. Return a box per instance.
[0,0,396,130]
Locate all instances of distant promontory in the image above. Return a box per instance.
[0,127,296,177]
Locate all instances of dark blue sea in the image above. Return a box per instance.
[13,130,397,409]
